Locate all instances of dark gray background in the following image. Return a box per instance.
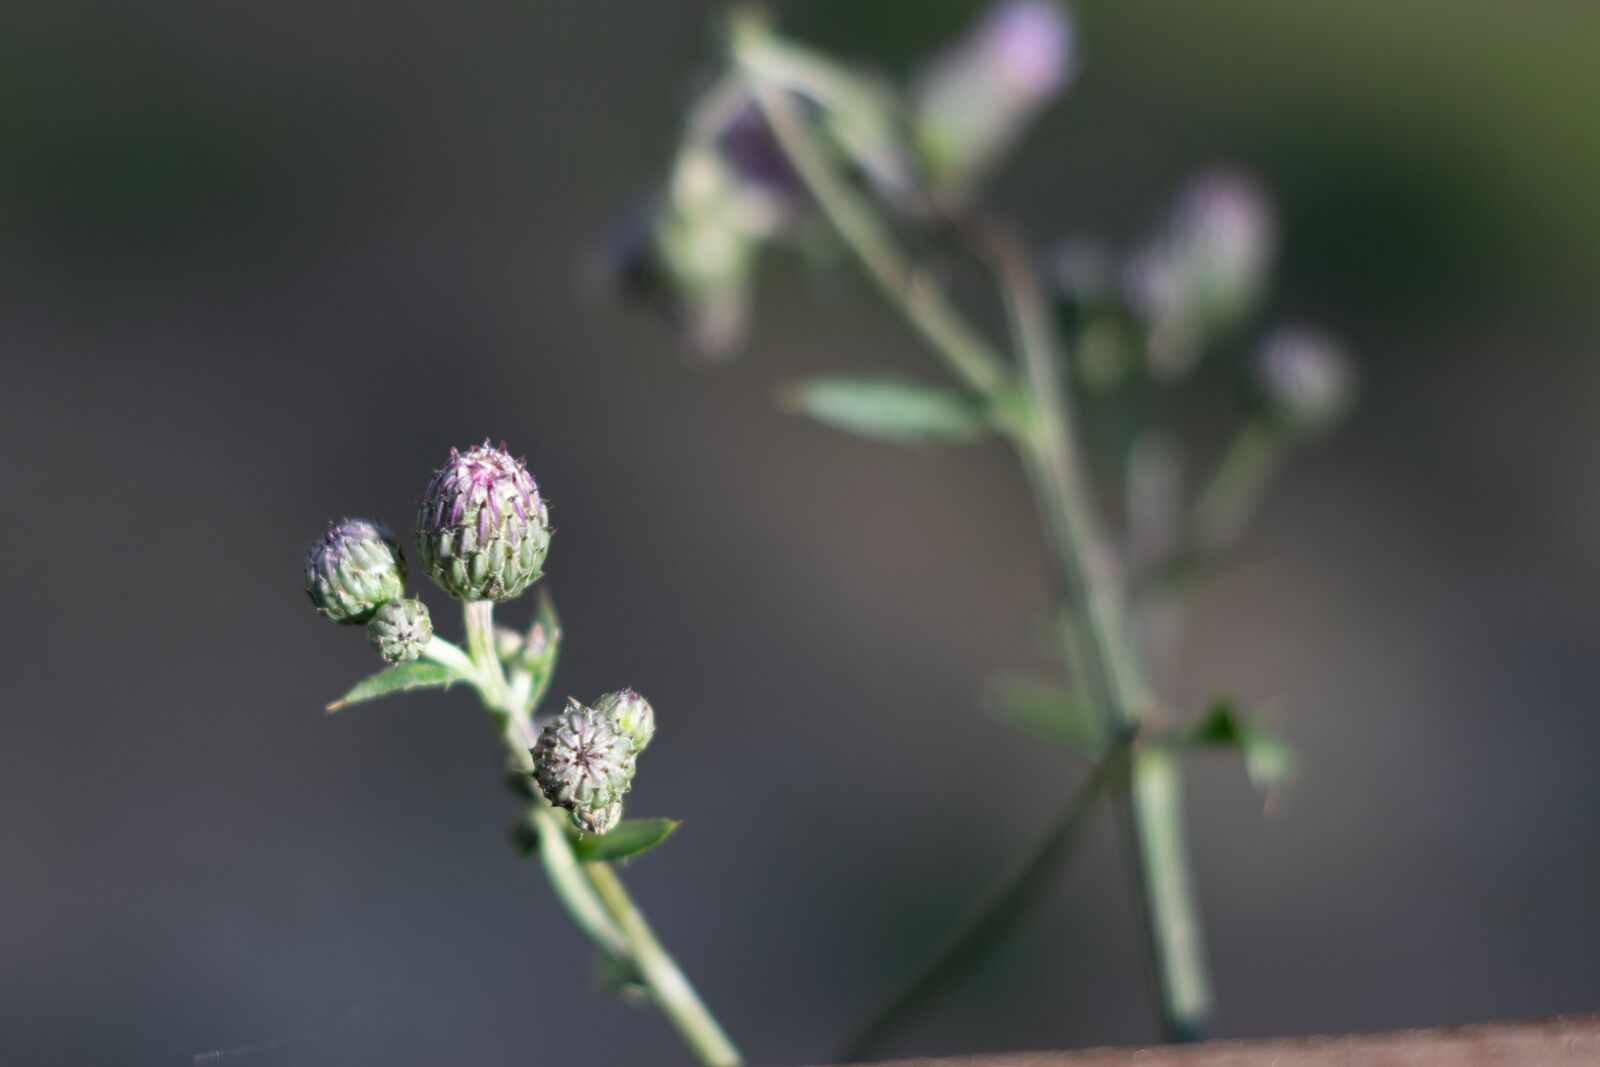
[4,1,1599,1064]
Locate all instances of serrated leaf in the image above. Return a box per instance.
[1183,700,1294,793]
[572,818,681,863]
[985,673,1108,760]
[325,660,460,712]
[780,377,990,444]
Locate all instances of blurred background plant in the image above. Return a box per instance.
[598,3,1354,1056]
[7,1,1600,1065]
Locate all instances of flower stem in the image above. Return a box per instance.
[459,599,742,1067]
[587,863,744,1067]
[733,15,1212,1044]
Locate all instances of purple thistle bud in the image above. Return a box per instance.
[913,0,1076,200]
[304,518,406,625]
[1253,325,1357,438]
[1127,167,1278,376]
[416,441,551,602]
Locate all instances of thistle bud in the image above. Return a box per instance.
[532,701,638,831]
[595,689,656,753]
[576,800,624,837]
[1252,326,1356,439]
[913,0,1074,201]
[1127,168,1277,376]
[417,441,551,602]
[367,597,432,664]
[304,519,407,625]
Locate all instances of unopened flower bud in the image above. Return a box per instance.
[417,441,551,602]
[532,701,637,832]
[595,689,656,752]
[367,597,432,664]
[304,519,407,625]
[575,800,623,836]
[913,0,1074,201]
[1128,168,1277,376]
[1252,326,1356,438]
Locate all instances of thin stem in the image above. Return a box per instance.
[843,736,1139,1062]
[422,634,477,679]
[730,25,1215,1042]
[1192,418,1285,556]
[731,12,1010,400]
[460,599,742,1067]
[989,227,1212,1041]
[588,864,743,1067]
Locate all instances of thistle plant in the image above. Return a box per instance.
[302,441,740,1067]
[600,2,1355,1058]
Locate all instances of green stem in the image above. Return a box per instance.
[843,736,1138,1062]
[732,17,1212,1043]
[731,12,1009,400]
[990,228,1211,1042]
[460,599,742,1067]
[1192,418,1285,556]
[588,863,744,1067]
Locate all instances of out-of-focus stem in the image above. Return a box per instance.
[992,228,1212,1042]
[1193,419,1285,555]
[733,13,1212,1043]
[843,736,1138,1062]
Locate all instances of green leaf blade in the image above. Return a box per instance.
[572,818,682,863]
[780,377,990,444]
[985,673,1109,760]
[325,660,460,712]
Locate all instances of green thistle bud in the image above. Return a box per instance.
[304,519,407,624]
[417,441,551,602]
[575,800,624,837]
[367,597,432,664]
[532,700,637,831]
[595,689,656,752]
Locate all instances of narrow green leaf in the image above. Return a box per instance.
[779,377,990,444]
[1183,700,1295,793]
[572,818,682,863]
[325,660,460,712]
[985,673,1109,759]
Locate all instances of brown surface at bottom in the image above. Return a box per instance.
[852,1015,1600,1066]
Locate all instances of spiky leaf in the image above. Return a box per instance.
[325,660,459,712]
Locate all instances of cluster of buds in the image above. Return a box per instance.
[305,518,431,662]
[305,442,555,663]
[601,1,1073,359]
[532,690,657,834]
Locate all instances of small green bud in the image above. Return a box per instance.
[532,701,637,832]
[575,800,624,837]
[366,597,432,664]
[595,689,656,752]
[417,441,552,602]
[304,518,407,625]
[1253,326,1356,439]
